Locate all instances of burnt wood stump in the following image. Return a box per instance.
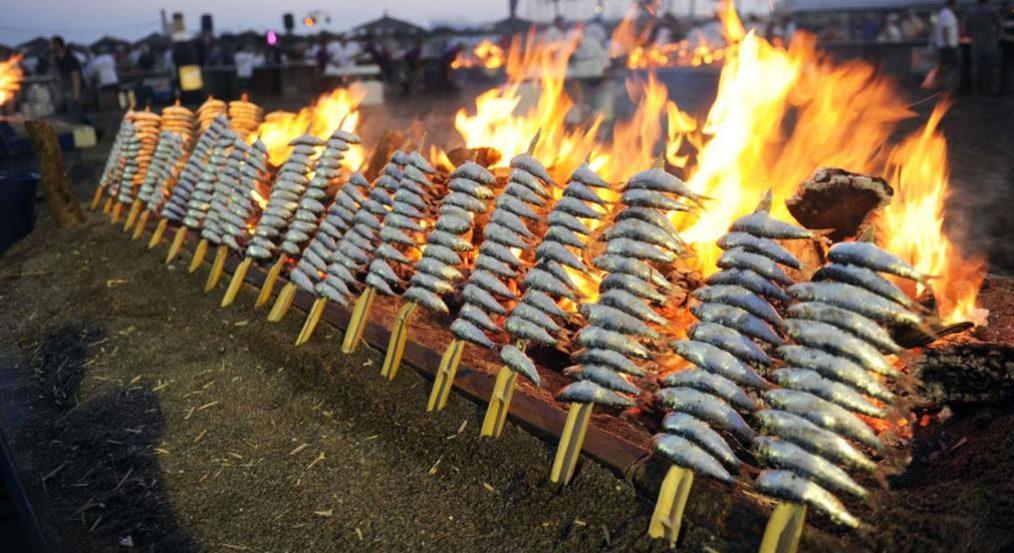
[787,167,892,241]
[24,120,85,228]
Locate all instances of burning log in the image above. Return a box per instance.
[785,168,892,242]
[913,336,1014,408]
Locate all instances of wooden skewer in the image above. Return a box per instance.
[380,301,418,381]
[254,255,288,309]
[480,341,527,438]
[165,227,188,263]
[426,338,466,411]
[266,282,298,322]
[294,297,329,345]
[648,466,695,546]
[758,503,807,553]
[204,245,229,292]
[110,201,124,224]
[340,286,377,354]
[123,199,142,232]
[101,196,113,215]
[480,366,518,438]
[148,218,169,249]
[188,238,210,273]
[89,184,106,211]
[549,402,594,485]
[221,257,253,307]
[131,209,151,240]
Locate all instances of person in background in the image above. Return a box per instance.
[542,16,567,43]
[932,0,961,89]
[84,45,118,110]
[966,0,1002,94]
[135,43,155,71]
[326,34,362,82]
[902,10,927,39]
[234,42,259,91]
[879,13,904,42]
[51,35,87,124]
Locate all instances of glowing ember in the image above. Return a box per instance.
[452,38,507,70]
[0,54,24,107]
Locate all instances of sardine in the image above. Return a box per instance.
[603,219,683,254]
[772,368,885,418]
[513,302,563,332]
[576,327,650,359]
[557,380,635,407]
[580,304,660,339]
[475,255,517,278]
[406,271,454,296]
[428,230,473,252]
[385,213,425,233]
[661,368,758,412]
[423,244,462,266]
[573,348,645,376]
[754,439,867,498]
[490,210,534,238]
[484,222,529,249]
[522,290,569,320]
[448,177,494,199]
[445,191,488,213]
[777,345,894,402]
[692,285,784,328]
[535,241,586,271]
[755,410,876,472]
[691,303,784,346]
[616,207,684,244]
[598,289,668,325]
[570,163,609,188]
[827,242,929,284]
[563,181,607,205]
[717,232,801,269]
[601,273,667,304]
[504,316,556,345]
[452,303,498,335]
[416,257,463,282]
[592,255,673,291]
[718,248,794,286]
[439,204,474,223]
[671,340,772,391]
[755,470,860,528]
[471,270,518,299]
[605,238,676,263]
[404,286,449,314]
[524,268,577,300]
[377,243,411,265]
[435,214,472,235]
[554,196,603,219]
[547,210,591,235]
[452,161,495,184]
[622,189,692,213]
[626,168,706,206]
[788,302,900,353]
[495,194,539,220]
[365,273,396,296]
[652,434,736,486]
[730,212,813,240]
[812,263,920,311]
[568,365,639,395]
[510,168,551,197]
[784,319,897,377]
[661,412,741,470]
[543,226,585,249]
[503,183,545,206]
[379,227,416,248]
[462,284,509,315]
[451,318,495,349]
[501,345,540,385]
[764,389,884,452]
[707,268,790,302]
[688,322,771,365]
[655,387,757,441]
[509,154,554,185]
[479,242,523,267]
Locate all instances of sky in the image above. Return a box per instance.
[0,0,767,47]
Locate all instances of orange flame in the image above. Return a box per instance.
[452,38,507,70]
[612,1,742,69]
[0,54,24,107]
[878,101,988,325]
[252,84,366,167]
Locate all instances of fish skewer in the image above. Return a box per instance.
[91,111,133,211]
[188,124,240,284]
[554,161,687,489]
[268,128,360,322]
[130,102,197,238]
[111,109,161,226]
[427,143,552,412]
[198,130,247,291]
[216,139,272,303]
[482,161,611,438]
[652,194,808,546]
[379,159,495,380]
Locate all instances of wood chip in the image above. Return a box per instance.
[313,509,333,518]
[428,456,442,476]
[481,482,496,494]
[289,443,309,456]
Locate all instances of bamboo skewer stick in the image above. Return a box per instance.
[480,341,527,438]
[165,227,188,263]
[294,297,329,345]
[102,196,113,215]
[90,184,106,211]
[188,238,210,273]
[220,257,253,307]
[341,287,377,354]
[254,255,288,309]
[758,503,807,553]
[131,209,151,240]
[648,466,695,546]
[110,201,124,224]
[204,245,229,292]
[148,218,169,249]
[426,338,466,411]
[266,282,298,322]
[549,402,594,485]
[380,301,418,380]
[123,199,143,232]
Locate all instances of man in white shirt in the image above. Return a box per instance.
[84,49,118,90]
[325,36,361,77]
[932,0,960,88]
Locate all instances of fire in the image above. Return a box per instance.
[452,39,507,70]
[0,54,24,107]
[878,101,988,325]
[611,1,743,70]
[252,84,366,168]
